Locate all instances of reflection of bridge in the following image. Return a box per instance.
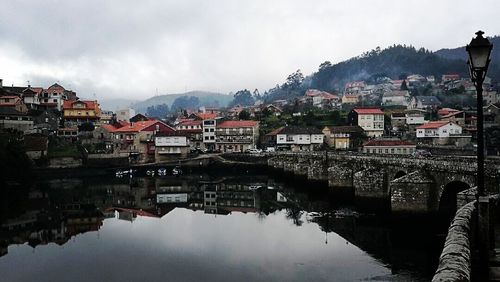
[265,152,500,214]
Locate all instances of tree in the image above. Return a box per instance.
[146,103,169,118]
[238,110,251,120]
[400,80,409,91]
[78,122,95,132]
[229,89,254,107]
[171,96,200,111]
[253,89,261,100]
[319,61,332,71]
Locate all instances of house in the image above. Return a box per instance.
[362,139,416,155]
[215,120,259,152]
[39,83,66,111]
[416,121,470,145]
[485,104,500,128]
[484,91,500,105]
[437,108,460,118]
[382,90,410,106]
[0,107,34,133]
[344,81,365,94]
[155,131,190,160]
[348,108,385,137]
[112,120,175,163]
[202,119,217,151]
[100,110,114,124]
[63,100,101,126]
[390,112,407,130]
[175,120,203,149]
[305,89,340,109]
[24,135,48,160]
[408,96,442,110]
[129,113,150,122]
[263,104,282,116]
[21,86,43,109]
[442,74,460,83]
[0,96,28,113]
[322,125,364,150]
[262,126,285,149]
[31,109,60,134]
[191,112,218,121]
[116,108,136,122]
[341,94,359,105]
[439,111,466,127]
[276,126,324,151]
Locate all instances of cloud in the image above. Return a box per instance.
[0,0,499,99]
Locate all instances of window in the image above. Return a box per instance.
[53,99,57,103]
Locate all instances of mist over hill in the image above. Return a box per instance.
[131,91,232,113]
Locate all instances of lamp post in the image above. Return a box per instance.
[466,30,493,198]
[466,30,493,272]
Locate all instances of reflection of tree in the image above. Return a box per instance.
[285,207,304,226]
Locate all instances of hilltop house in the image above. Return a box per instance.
[382,90,410,106]
[63,100,101,126]
[408,96,442,110]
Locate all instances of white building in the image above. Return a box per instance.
[382,90,410,106]
[202,119,217,150]
[349,108,385,137]
[116,108,136,122]
[416,121,462,138]
[155,132,190,159]
[276,126,324,151]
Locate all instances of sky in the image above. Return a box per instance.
[0,0,499,100]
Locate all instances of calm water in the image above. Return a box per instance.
[0,173,439,282]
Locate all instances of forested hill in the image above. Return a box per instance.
[263,42,500,102]
[309,45,469,91]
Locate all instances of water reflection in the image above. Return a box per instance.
[0,175,433,282]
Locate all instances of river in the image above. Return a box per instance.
[0,171,442,282]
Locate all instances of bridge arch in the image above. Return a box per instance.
[393,170,407,180]
[438,181,471,222]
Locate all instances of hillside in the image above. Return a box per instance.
[131,91,232,113]
[97,98,139,111]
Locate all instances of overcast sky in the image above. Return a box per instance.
[0,0,498,100]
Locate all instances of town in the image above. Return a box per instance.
[1,72,499,169]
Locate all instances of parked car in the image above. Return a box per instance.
[246,148,262,154]
[265,147,276,153]
[413,149,432,158]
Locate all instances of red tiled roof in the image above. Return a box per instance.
[194,113,217,120]
[437,108,460,116]
[265,126,285,136]
[100,124,124,133]
[217,120,258,128]
[0,96,21,106]
[416,121,451,129]
[63,100,98,110]
[177,120,202,127]
[113,120,164,133]
[354,108,384,115]
[363,139,415,147]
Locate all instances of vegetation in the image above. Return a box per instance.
[229,89,255,107]
[0,130,33,185]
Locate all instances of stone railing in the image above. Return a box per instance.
[432,201,476,282]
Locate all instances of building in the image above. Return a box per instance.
[390,112,407,131]
[382,90,410,106]
[21,86,43,109]
[322,125,364,150]
[112,120,175,163]
[0,96,28,113]
[155,132,190,160]
[276,126,324,151]
[0,107,33,133]
[116,108,136,122]
[439,111,466,127]
[408,96,442,110]
[341,94,359,105]
[348,108,385,137]
[215,120,259,152]
[416,121,469,145]
[441,74,460,83]
[362,139,416,155]
[24,135,48,160]
[202,119,217,150]
[63,100,101,126]
[39,83,66,111]
[175,120,203,149]
[305,89,340,109]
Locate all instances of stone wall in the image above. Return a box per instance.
[432,201,476,282]
[390,171,437,213]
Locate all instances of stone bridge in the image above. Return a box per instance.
[267,152,500,214]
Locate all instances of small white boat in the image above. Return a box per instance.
[172,167,182,176]
[146,170,155,176]
[158,168,167,176]
[248,185,262,191]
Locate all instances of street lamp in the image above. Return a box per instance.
[466,30,493,273]
[466,30,493,197]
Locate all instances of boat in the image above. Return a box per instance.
[158,168,167,176]
[248,185,262,191]
[146,170,155,176]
